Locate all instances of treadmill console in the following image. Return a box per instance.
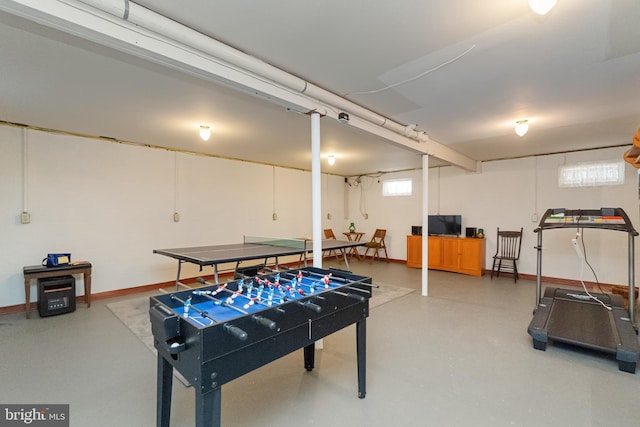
[536,207,638,234]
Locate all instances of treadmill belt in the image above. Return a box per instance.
[547,298,618,352]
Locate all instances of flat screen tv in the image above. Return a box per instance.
[428,215,462,236]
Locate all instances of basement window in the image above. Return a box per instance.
[558,160,625,188]
[382,178,412,196]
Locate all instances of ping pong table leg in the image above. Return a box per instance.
[341,249,351,271]
[213,264,219,284]
[174,260,184,291]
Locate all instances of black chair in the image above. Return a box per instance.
[491,228,523,282]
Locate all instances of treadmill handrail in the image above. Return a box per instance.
[534,207,636,327]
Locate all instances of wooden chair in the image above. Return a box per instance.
[323,228,341,260]
[491,227,523,282]
[363,229,389,263]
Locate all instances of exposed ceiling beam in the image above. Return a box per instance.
[0,0,479,171]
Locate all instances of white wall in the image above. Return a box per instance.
[3,123,636,310]
[0,126,347,308]
[344,171,424,257]
[348,149,638,286]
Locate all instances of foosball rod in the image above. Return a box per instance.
[296,270,379,288]
[237,266,290,281]
[191,282,249,315]
[276,276,367,302]
[197,278,274,308]
[279,271,372,295]
[172,291,250,341]
[329,289,366,302]
[264,266,377,290]
[279,271,333,290]
[277,273,323,294]
[170,295,218,323]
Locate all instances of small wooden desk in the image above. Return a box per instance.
[23,262,92,318]
[343,232,365,260]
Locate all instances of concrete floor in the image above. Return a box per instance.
[1,261,639,427]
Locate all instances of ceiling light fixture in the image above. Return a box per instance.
[515,120,529,137]
[199,125,211,141]
[528,0,557,15]
[327,154,336,166]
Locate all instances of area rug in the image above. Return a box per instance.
[106,283,414,387]
[369,282,415,308]
[106,297,191,386]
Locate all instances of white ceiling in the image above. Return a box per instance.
[1,0,639,176]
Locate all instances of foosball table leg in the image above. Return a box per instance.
[304,343,315,371]
[356,319,366,399]
[157,354,174,427]
[195,387,221,427]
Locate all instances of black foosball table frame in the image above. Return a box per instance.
[149,266,372,427]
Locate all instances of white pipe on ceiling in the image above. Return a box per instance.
[2,0,479,171]
[81,0,478,171]
[89,1,432,137]
[83,0,418,138]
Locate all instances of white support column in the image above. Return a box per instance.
[310,112,324,350]
[422,154,429,296]
[311,112,322,268]
[22,127,29,214]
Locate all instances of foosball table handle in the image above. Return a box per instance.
[299,301,322,313]
[223,324,249,341]
[346,293,366,303]
[252,315,277,330]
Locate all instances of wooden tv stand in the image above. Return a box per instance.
[407,235,485,276]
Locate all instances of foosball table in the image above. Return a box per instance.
[149,266,373,427]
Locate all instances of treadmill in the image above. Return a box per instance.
[527,208,640,373]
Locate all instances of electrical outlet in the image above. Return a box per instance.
[531,213,538,223]
[364,213,369,220]
[571,238,584,259]
[327,213,331,220]
[272,212,278,221]
[20,212,30,224]
[173,212,180,222]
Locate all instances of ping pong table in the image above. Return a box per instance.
[154,236,364,285]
